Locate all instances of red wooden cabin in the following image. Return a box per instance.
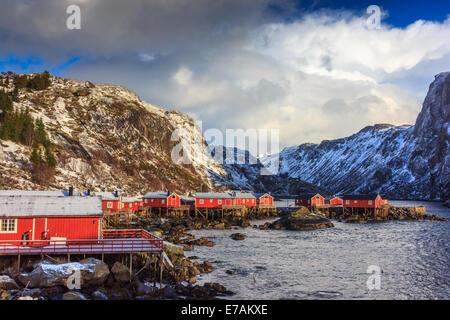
[295,193,325,207]
[122,197,140,213]
[341,194,383,208]
[143,192,180,208]
[330,196,343,206]
[0,193,103,242]
[181,197,195,210]
[232,191,256,207]
[195,193,234,209]
[254,193,274,207]
[95,191,122,212]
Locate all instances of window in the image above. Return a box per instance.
[172,195,176,199]
[354,200,357,203]
[144,199,148,203]
[252,199,254,203]
[368,200,373,205]
[316,196,320,200]
[162,199,165,204]
[218,200,222,204]
[346,200,350,204]
[151,199,154,202]
[107,202,113,208]
[210,199,213,203]
[199,199,204,204]
[0,219,17,233]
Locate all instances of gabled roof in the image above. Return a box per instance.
[143,192,174,199]
[254,193,272,199]
[94,192,120,201]
[232,192,256,199]
[195,193,232,199]
[341,194,380,200]
[0,190,67,197]
[296,193,322,199]
[0,195,103,217]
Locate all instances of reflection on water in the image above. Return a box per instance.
[190,201,450,300]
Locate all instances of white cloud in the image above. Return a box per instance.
[2,1,448,148]
[173,66,194,86]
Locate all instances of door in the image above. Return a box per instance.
[33,218,48,243]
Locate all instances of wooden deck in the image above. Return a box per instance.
[0,229,163,256]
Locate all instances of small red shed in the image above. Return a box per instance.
[254,193,274,207]
[341,194,383,208]
[143,192,180,208]
[330,196,343,206]
[195,193,234,209]
[122,197,140,213]
[0,193,103,242]
[95,191,122,212]
[295,193,325,207]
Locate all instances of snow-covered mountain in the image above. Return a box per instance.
[1,72,448,200]
[264,72,450,201]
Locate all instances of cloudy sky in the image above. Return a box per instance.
[1,0,450,148]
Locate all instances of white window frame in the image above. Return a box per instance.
[368,200,373,205]
[161,199,165,204]
[218,200,222,204]
[107,202,113,209]
[0,219,17,233]
[346,200,350,204]
[199,199,204,204]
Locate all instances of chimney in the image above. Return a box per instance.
[69,186,73,196]
[87,189,91,196]
[167,190,170,196]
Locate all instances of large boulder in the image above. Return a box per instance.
[63,291,87,300]
[0,275,19,290]
[230,233,246,241]
[18,259,110,288]
[111,262,130,283]
[270,211,334,231]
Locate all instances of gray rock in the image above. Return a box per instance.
[111,262,130,283]
[63,291,87,300]
[0,275,19,290]
[91,290,108,300]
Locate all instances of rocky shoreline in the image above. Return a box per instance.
[0,205,446,300]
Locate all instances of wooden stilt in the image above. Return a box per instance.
[17,254,21,271]
[129,253,133,283]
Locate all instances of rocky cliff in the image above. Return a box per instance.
[0,74,226,195]
[267,72,450,200]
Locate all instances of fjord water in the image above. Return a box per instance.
[191,201,450,299]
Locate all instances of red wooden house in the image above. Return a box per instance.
[330,196,343,206]
[143,192,180,208]
[341,194,383,208]
[231,191,256,207]
[0,193,103,242]
[95,191,122,212]
[254,193,274,207]
[122,197,141,213]
[295,193,325,207]
[195,193,233,209]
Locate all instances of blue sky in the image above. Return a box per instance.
[0,0,449,146]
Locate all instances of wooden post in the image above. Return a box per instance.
[17,254,21,271]
[129,253,133,283]
[159,253,163,291]
[67,254,70,263]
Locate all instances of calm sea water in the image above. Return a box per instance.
[190,201,450,300]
